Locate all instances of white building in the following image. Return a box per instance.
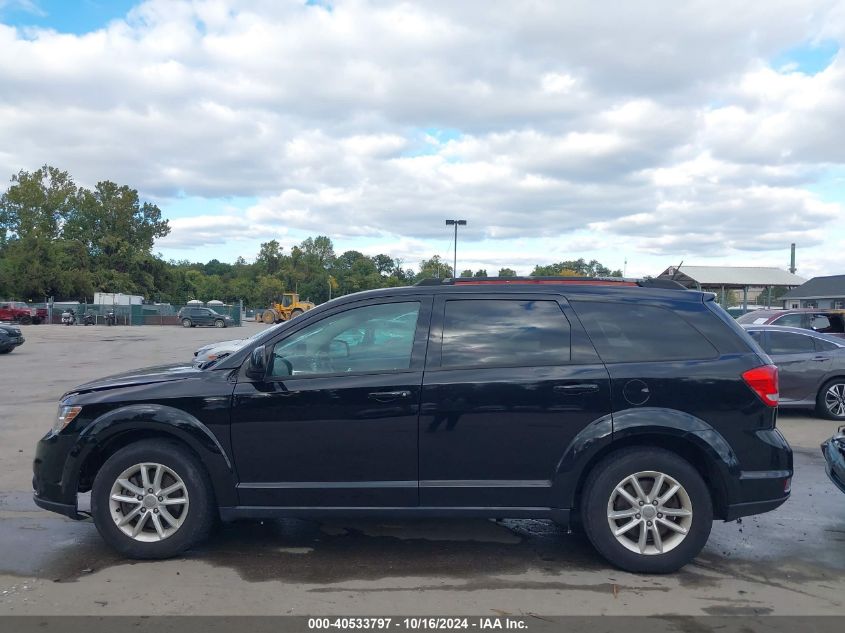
[93,292,144,306]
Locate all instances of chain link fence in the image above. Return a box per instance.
[20,301,243,326]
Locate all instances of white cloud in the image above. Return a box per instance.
[0,0,844,271]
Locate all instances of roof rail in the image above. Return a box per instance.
[414,276,688,290]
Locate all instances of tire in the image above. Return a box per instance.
[0,348,11,354]
[291,309,303,319]
[91,439,215,559]
[262,310,276,325]
[181,318,192,328]
[817,378,845,420]
[20,315,32,325]
[581,447,712,573]
[214,319,225,328]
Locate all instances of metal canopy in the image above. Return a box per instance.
[657,265,805,289]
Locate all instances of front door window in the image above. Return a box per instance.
[270,301,421,377]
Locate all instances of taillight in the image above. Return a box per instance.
[742,365,779,407]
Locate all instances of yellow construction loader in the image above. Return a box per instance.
[259,293,315,324]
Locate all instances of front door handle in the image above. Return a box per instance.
[554,383,600,395]
[368,390,412,402]
[812,356,829,362]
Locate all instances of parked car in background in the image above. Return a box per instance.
[0,301,47,325]
[0,323,25,353]
[193,322,290,369]
[34,277,792,573]
[176,307,233,328]
[725,305,767,319]
[743,325,845,420]
[737,309,845,337]
[821,429,845,495]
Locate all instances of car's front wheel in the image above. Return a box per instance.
[181,318,192,328]
[581,447,712,573]
[817,378,845,420]
[91,439,215,559]
[214,319,225,328]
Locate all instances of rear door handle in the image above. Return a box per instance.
[554,383,600,394]
[368,390,412,402]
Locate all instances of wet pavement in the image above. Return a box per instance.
[0,325,844,615]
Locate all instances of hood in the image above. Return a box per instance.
[70,363,204,395]
[195,339,244,355]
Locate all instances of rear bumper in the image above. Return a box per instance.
[725,494,789,520]
[720,428,793,520]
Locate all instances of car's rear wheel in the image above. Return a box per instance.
[91,439,215,559]
[214,319,225,328]
[181,318,192,328]
[581,447,712,573]
[817,378,845,420]
[0,348,11,354]
[20,315,32,325]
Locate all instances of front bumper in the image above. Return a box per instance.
[0,335,24,350]
[821,433,845,495]
[33,492,81,519]
[32,430,82,520]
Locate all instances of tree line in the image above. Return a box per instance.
[0,165,622,307]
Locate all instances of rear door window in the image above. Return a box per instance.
[572,302,718,363]
[771,313,804,328]
[440,299,570,368]
[767,331,815,355]
[814,337,840,352]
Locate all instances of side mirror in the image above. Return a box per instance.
[246,345,267,380]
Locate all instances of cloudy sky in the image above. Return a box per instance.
[1,0,843,278]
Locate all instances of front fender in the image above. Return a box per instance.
[66,403,237,507]
[550,408,740,511]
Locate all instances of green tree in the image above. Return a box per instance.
[460,269,473,278]
[0,166,79,298]
[255,240,284,275]
[498,267,517,277]
[416,255,453,281]
[531,258,622,277]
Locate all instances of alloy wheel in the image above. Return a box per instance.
[606,470,693,555]
[825,383,845,418]
[109,462,190,542]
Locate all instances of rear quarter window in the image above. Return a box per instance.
[572,301,718,363]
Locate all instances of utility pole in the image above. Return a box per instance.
[445,219,467,278]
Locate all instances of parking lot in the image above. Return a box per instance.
[0,322,844,616]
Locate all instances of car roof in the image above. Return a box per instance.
[759,308,844,314]
[320,277,707,305]
[741,324,845,346]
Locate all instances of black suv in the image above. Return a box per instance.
[33,278,792,572]
[177,307,233,328]
[0,323,24,353]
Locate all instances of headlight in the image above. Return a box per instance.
[53,405,82,433]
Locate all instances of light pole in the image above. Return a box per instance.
[445,219,467,278]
